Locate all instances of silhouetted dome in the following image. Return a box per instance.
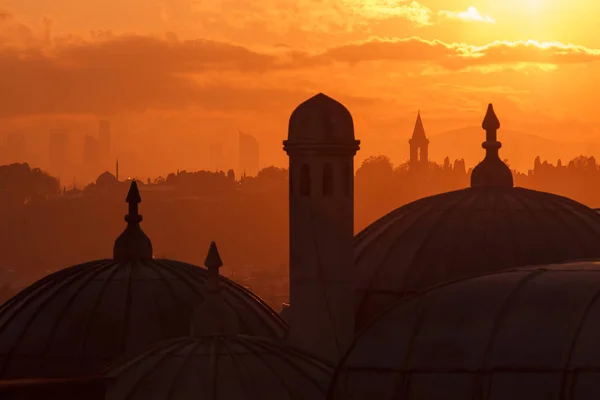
[96,171,118,186]
[332,263,600,400]
[0,183,287,380]
[352,103,600,330]
[106,335,332,400]
[107,248,330,400]
[354,187,600,330]
[287,93,355,142]
[0,258,287,380]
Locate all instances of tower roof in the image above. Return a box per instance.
[411,111,427,141]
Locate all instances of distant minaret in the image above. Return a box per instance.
[116,159,119,181]
[409,111,429,168]
[283,93,359,362]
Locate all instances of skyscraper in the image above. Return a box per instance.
[98,120,111,162]
[83,135,101,179]
[238,131,260,176]
[49,128,70,179]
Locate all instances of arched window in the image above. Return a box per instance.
[344,163,352,197]
[322,163,334,196]
[299,164,311,196]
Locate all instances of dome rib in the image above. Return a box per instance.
[39,260,118,366]
[362,189,473,297]
[0,260,115,376]
[406,190,487,290]
[479,269,545,371]
[353,187,600,331]
[162,340,203,400]
[78,261,125,363]
[153,259,287,338]
[250,337,331,393]
[222,339,255,399]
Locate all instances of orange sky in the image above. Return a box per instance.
[1,0,599,179]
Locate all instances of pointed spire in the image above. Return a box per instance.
[470,103,514,188]
[411,111,427,140]
[113,181,153,261]
[190,242,240,337]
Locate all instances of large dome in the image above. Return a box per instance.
[353,104,600,330]
[106,257,332,400]
[0,183,287,380]
[107,335,332,400]
[331,262,600,400]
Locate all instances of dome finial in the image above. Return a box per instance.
[190,241,240,337]
[470,103,514,188]
[204,241,223,292]
[113,181,153,261]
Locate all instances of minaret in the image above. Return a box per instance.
[409,111,429,168]
[470,104,514,187]
[283,93,359,362]
[116,159,119,182]
[113,181,153,261]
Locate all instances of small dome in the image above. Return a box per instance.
[0,183,287,380]
[106,335,332,400]
[287,93,355,142]
[96,171,118,186]
[354,187,600,330]
[331,263,600,400]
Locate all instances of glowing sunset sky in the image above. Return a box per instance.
[1,0,599,176]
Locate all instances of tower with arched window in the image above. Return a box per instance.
[283,93,360,362]
[409,111,429,168]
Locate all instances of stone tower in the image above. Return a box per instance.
[283,93,360,362]
[409,111,429,168]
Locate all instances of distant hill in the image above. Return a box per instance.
[428,126,594,172]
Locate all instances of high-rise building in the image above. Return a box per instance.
[83,135,101,178]
[49,128,70,179]
[98,120,111,162]
[238,131,260,176]
[209,142,224,172]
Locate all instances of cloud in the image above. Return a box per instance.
[438,6,495,24]
[341,0,433,26]
[316,37,600,69]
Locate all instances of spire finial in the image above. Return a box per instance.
[190,242,240,337]
[204,241,223,292]
[113,181,153,261]
[470,103,514,188]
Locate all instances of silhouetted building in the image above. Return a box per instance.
[209,142,224,172]
[352,104,600,331]
[49,128,70,180]
[98,120,111,162]
[284,93,359,362]
[239,131,260,176]
[0,182,286,380]
[409,111,429,168]
[107,242,331,400]
[83,135,101,177]
[331,263,600,400]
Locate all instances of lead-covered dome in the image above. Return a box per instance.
[331,263,600,400]
[0,183,287,380]
[287,93,355,142]
[353,104,600,330]
[107,251,332,400]
[107,335,331,400]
